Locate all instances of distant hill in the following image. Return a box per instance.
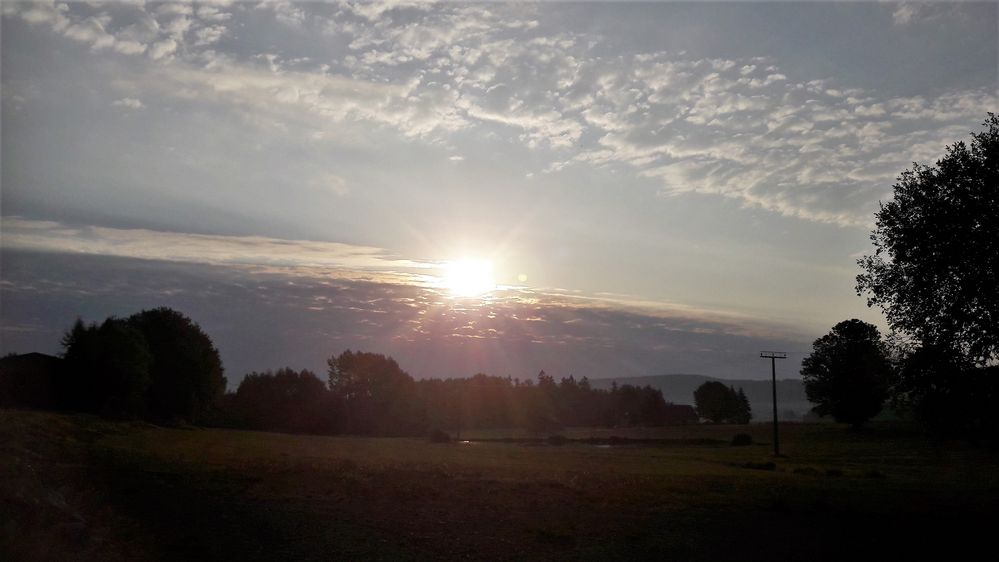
[590,374,814,421]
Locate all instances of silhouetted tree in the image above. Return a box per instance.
[892,344,999,437]
[693,381,749,424]
[856,115,998,432]
[857,114,998,366]
[734,388,752,424]
[328,350,418,435]
[233,368,339,434]
[801,319,891,428]
[127,308,226,422]
[60,317,151,417]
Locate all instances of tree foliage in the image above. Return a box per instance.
[60,318,151,417]
[693,381,751,424]
[856,114,999,365]
[801,319,891,428]
[232,368,339,434]
[328,350,418,435]
[128,308,226,422]
[59,308,225,421]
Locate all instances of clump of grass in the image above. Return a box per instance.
[731,433,753,446]
[792,466,819,476]
[546,435,569,446]
[865,469,886,479]
[825,468,844,477]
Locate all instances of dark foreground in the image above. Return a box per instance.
[2,410,997,561]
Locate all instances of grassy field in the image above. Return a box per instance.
[3,410,998,561]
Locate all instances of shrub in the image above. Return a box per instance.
[731,433,753,446]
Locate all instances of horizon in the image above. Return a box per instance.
[2,1,995,386]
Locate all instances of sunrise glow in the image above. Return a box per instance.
[443,259,496,298]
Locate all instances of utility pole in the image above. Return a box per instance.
[760,351,787,456]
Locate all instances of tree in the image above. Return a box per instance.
[734,388,752,424]
[60,317,151,417]
[327,350,418,435]
[800,319,892,428]
[233,368,339,434]
[127,308,226,422]
[694,381,749,424]
[856,114,999,366]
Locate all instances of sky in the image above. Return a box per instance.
[2,1,996,387]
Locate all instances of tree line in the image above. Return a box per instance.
[53,323,710,434]
[55,308,226,423]
[22,309,750,436]
[223,352,709,436]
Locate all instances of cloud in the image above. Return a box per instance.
[113,39,147,55]
[0,217,428,276]
[111,97,144,109]
[193,25,226,46]
[2,1,231,60]
[890,2,963,26]
[0,248,810,383]
[3,1,70,32]
[195,5,232,23]
[2,1,994,230]
[257,1,306,27]
[0,218,803,343]
[148,38,177,60]
[346,0,435,23]
[309,173,351,197]
[155,4,193,18]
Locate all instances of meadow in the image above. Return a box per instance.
[3,409,997,561]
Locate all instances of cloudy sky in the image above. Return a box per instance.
[2,1,996,386]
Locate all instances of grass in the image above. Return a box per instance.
[3,409,998,560]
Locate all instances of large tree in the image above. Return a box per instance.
[127,308,226,422]
[801,319,892,428]
[856,114,999,366]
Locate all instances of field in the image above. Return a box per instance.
[3,410,998,561]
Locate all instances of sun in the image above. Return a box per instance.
[443,259,496,297]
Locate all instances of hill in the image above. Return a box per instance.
[589,374,814,421]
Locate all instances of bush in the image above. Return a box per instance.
[731,433,753,446]
[546,434,569,446]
